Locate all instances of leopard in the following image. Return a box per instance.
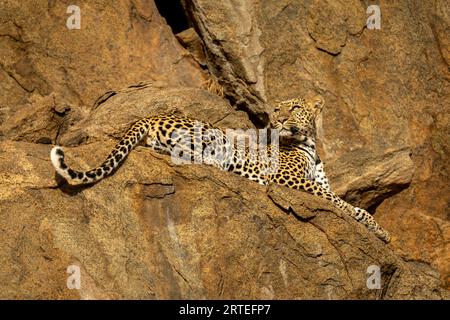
[50,95,390,243]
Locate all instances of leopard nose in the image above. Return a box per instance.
[290,127,299,134]
[278,117,288,123]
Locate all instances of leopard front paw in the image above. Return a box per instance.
[354,207,390,243]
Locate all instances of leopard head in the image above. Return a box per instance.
[270,95,324,146]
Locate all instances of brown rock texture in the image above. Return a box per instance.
[0,86,447,299]
[0,0,207,143]
[185,0,450,289]
[0,0,449,299]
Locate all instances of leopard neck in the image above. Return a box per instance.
[282,137,318,163]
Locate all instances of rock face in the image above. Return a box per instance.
[0,0,449,298]
[0,86,446,299]
[185,0,450,289]
[0,0,207,143]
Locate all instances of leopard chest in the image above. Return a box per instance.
[277,146,316,181]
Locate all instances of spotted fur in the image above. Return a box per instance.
[50,96,390,243]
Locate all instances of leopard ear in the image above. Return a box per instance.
[310,95,325,115]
